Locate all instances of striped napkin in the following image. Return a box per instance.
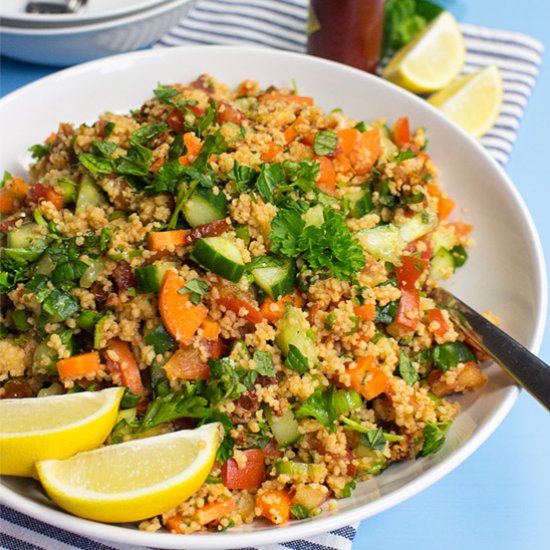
[0,2,543,550]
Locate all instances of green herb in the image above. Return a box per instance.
[120,388,142,409]
[168,133,184,161]
[296,387,336,432]
[0,256,28,295]
[206,358,248,403]
[394,147,418,163]
[154,83,180,105]
[178,278,209,305]
[228,161,257,193]
[313,130,338,156]
[144,324,177,354]
[42,289,80,321]
[203,410,234,463]
[382,0,443,57]
[325,313,336,330]
[192,132,226,172]
[342,480,357,498]
[195,99,217,137]
[354,121,367,132]
[91,140,117,157]
[78,153,113,174]
[375,300,399,324]
[419,421,451,456]
[285,344,309,373]
[28,143,50,160]
[256,162,285,203]
[103,121,115,137]
[253,350,276,377]
[399,350,418,385]
[291,504,316,519]
[451,245,468,268]
[206,475,222,484]
[131,122,168,144]
[51,260,89,284]
[113,139,152,176]
[346,315,361,335]
[433,342,475,371]
[2,170,13,187]
[270,207,365,281]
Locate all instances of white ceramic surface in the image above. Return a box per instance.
[0,0,195,66]
[0,0,173,28]
[0,46,546,549]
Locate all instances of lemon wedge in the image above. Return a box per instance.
[36,423,221,523]
[382,12,465,93]
[0,387,123,477]
[428,65,503,137]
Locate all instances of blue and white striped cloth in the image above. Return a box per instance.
[157,0,543,165]
[0,2,543,550]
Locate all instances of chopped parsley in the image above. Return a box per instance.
[178,278,209,304]
[313,130,338,156]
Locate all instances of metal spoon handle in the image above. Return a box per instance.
[431,287,550,411]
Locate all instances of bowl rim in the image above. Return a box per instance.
[0,0,193,35]
[0,45,547,549]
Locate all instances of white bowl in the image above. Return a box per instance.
[0,0,195,66]
[0,0,173,28]
[0,46,546,549]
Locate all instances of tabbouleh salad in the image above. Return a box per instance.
[0,74,487,533]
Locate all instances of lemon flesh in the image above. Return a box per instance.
[429,65,503,138]
[0,387,123,477]
[383,12,465,93]
[36,423,221,523]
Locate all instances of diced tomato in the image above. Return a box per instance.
[167,108,184,133]
[28,182,64,210]
[405,235,434,260]
[396,255,429,291]
[221,449,265,490]
[392,117,411,147]
[394,288,420,332]
[216,102,246,124]
[105,339,145,397]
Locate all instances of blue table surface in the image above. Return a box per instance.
[1,1,549,549]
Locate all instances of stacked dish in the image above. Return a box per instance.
[0,0,195,66]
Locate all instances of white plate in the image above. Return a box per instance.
[0,0,173,28]
[0,0,195,66]
[0,46,547,549]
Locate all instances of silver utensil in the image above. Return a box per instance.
[431,287,550,411]
[25,0,88,15]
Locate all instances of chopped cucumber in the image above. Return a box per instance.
[183,186,227,228]
[58,178,77,203]
[135,261,176,293]
[302,204,324,228]
[234,224,250,244]
[93,315,110,349]
[76,174,107,213]
[220,122,242,144]
[12,310,31,332]
[430,247,455,280]
[274,460,325,479]
[252,258,295,300]
[192,236,244,283]
[332,390,363,417]
[431,224,457,252]
[398,211,437,243]
[34,252,55,276]
[358,224,402,264]
[275,305,317,367]
[79,259,104,289]
[6,223,48,262]
[267,407,301,447]
[344,187,373,218]
[33,341,57,374]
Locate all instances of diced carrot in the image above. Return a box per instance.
[9,176,29,199]
[333,153,352,173]
[202,337,223,360]
[57,352,102,380]
[105,339,145,396]
[392,117,411,147]
[45,132,57,144]
[218,295,263,324]
[429,361,486,397]
[159,270,208,345]
[338,128,360,155]
[394,288,421,332]
[427,308,450,338]
[438,196,455,220]
[196,498,236,526]
[178,133,203,166]
[262,142,282,161]
[165,515,185,533]
[283,116,307,144]
[260,292,303,323]
[163,347,209,381]
[353,303,376,322]
[258,93,314,105]
[147,229,190,251]
[0,190,14,215]
[449,221,473,237]
[396,255,429,291]
[301,130,315,146]
[426,182,441,197]
[222,449,265,489]
[346,355,388,401]
[256,490,292,525]
[315,156,337,195]
[45,188,64,210]
[348,128,381,175]
[201,318,220,341]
